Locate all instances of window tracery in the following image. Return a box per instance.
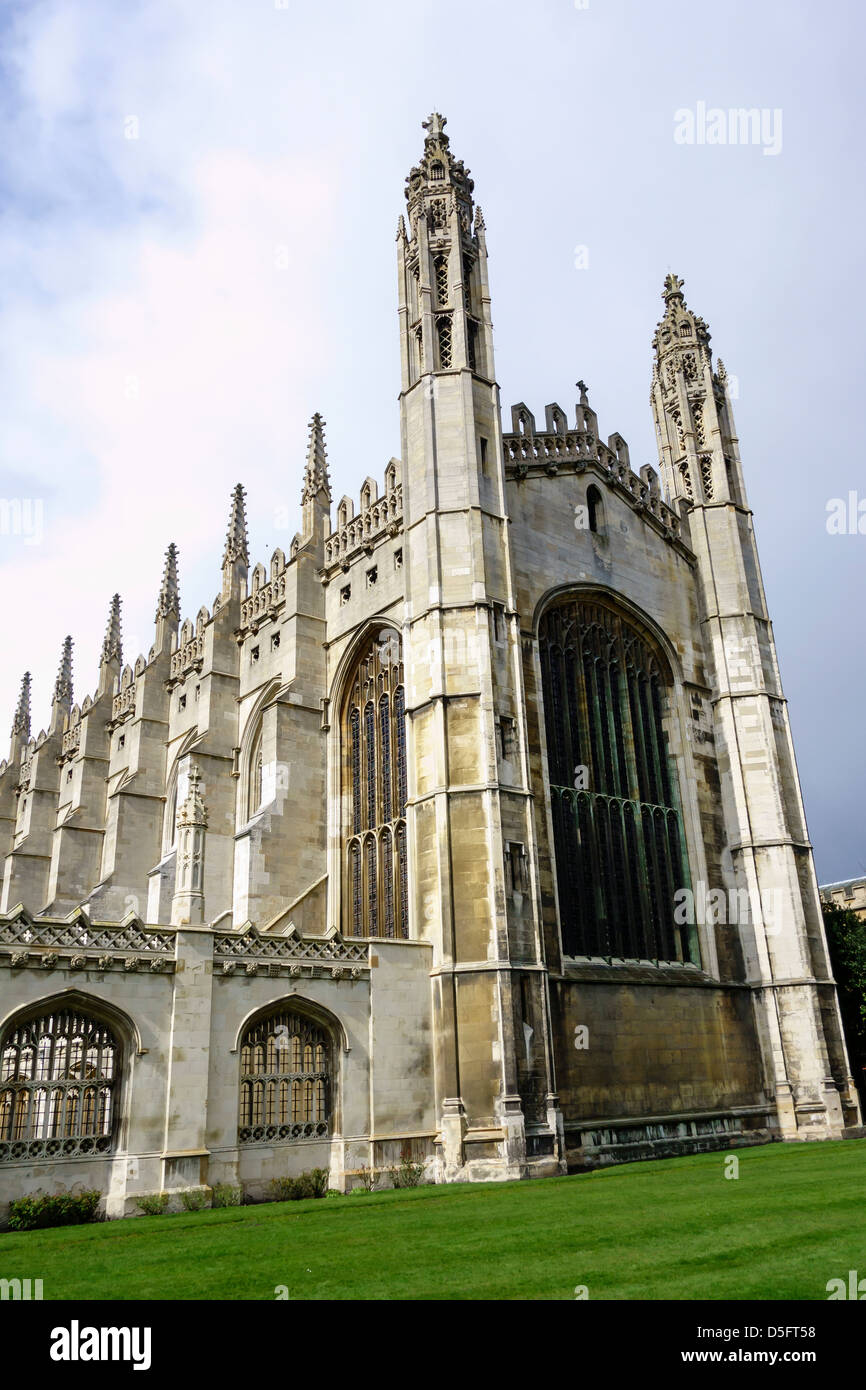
[539,596,695,963]
[342,632,408,938]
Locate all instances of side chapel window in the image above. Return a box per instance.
[0,1009,118,1161]
[343,631,408,938]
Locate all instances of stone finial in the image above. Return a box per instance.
[301,413,331,506]
[11,672,31,738]
[474,204,486,232]
[396,214,407,242]
[156,543,180,620]
[223,484,249,568]
[422,111,447,142]
[717,358,728,384]
[53,636,73,705]
[576,380,589,404]
[101,594,122,666]
[663,272,686,304]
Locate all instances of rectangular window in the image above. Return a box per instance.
[480,436,488,471]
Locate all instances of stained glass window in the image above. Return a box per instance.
[539,596,696,963]
[0,1009,118,1160]
[343,632,408,938]
[238,1011,329,1144]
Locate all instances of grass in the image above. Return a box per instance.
[1,1139,863,1300]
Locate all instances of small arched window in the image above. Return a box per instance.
[164,775,179,852]
[434,255,449,308]
[430,161,445,181]
[0,1008,119,1161]
[247,723,264,820]
[587,485,604,534]
[238,1009,331,1144]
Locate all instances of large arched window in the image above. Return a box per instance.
[0,1008,118,1161]
[539,595,696,963]
[238,1009,330,1145]
[342,630,408,938]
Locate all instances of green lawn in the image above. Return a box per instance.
[1,1139,864,1300]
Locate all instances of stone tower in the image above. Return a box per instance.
[650,274,858,1136]
[397,113,555,1176]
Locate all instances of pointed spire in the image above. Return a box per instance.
[101,594,122,666]
[396,214,407,242]
[53,637,73,705]
[474,204,486,232]
[301,413,332,505]
[11,673,31,738]
[156,543,180,620]
[223,484,249,567]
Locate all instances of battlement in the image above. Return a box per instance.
[239,548,288,633]
[502,398,686,546]
[323,459,403,571]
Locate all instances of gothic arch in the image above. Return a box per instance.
[232,995,345,1143]
[533,587,699,964]
[0,990,141,1160]
[238,680,281,826]
[332,623,408,940]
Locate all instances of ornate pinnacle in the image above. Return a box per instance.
[177,761,208,829]
[53,637,73,705]
[223,484,249,567]
[101,594,122,665]
[396,214,407,241]
[663,272,685,304]
[717,358,728,384]
[301,413,331,505]
[474,204,486,232]
[576,380,589,403]
[422,111,447,142]
[156,543,180,620]
[11,672,31,738]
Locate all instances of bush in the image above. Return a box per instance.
[211,1183,242,1208]
[355,1165,376,1192]
[8,1190,101,1231]
[136,1192,169,1216]
[179,1188,209,1212]
[390,1153,425,1189]
[268,1168,330,1202]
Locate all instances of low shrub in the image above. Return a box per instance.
[390,1150,425,1189]
[211,1183,242,1208]
[136,1193,169,1216]
[8,1190,101,1231]
[269,1168,331,1202]
[179,1188,209,1212]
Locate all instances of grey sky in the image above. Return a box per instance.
[0,0,862,879]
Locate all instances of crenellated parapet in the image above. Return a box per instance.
[323,461,403,572]
[239,549,287,633]
[502,391,690,552]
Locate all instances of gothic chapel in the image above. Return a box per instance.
[0,116,859,1215]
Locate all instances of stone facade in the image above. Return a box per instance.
[0,114,859,1219]
[820,878,866,922]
